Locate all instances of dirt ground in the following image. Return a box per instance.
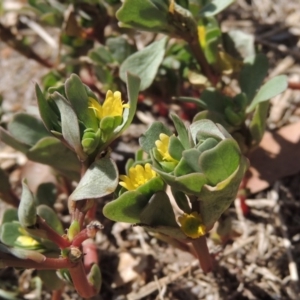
[1,0,300,299]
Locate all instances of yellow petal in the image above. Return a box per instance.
[119,163,156,191]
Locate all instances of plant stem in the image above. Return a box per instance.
[69,258,97,298]
[188,38,218,86]
[36,216,71,249]
[191,235,213,273]
[0,253,73,269]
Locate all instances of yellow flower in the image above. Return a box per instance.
[178,212,206,239]
[88,90,129,119]
[198,26,206,48]
[16,235,40,247]
[155,133,178,163]
[119,163,157,191]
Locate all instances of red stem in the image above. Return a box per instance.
[191,236,213,273]
[69,259,97,298]
[37,216,71,249]
[0,253,73,270]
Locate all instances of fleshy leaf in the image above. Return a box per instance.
[200,0,235,17]
[37,205,64,235]
[27,136,80,180]
[0,127,29,153]
[199,139,240,186]
[38,270,64,290]
[52,92,86,160]
[116,0,170,32]
[139,122,172,153]
[35,83,59,132]
[65,74,98,131]
[140,191,178,227]
[1,208,18,224]
[246,75,288,113]
[103,190,149,223]
[249,101,270,148]
[18,180,37,228]
[7,113,50,147]
[120,37,167,91]
[36,183,57,207]
[87,264,102,294]
[198,157,248,229]
[239,54,268,103]
[171,188,191,213]
[69,158,118,201]
[170,113,190,150]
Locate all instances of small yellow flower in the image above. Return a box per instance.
[119,163,157,191]
[155,133,178,163]
[198,26,206,48]
[16,235,40,247]
[178,212,206,239]
[88,90,129,119]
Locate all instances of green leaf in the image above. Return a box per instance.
[116,0,170,32]
[0,222,22,247]
[139,224,187,239]
[106,36,136,64]
[140,191,178,227]
[27,137,80,180]
[246,75,288,113]
[69,158,118,201]
[199,139,240,186]
[182,149,202,172]
[52,91,86,160]
[139,121,172,153]
[103,191,149,223]
[200,0,235,17]
[0,127,29,153]
[1,208,18,224]
[38,270,64,290]
[36,183,57,207]
[249,101,270,148]
[198,157,248,228]
[7,113,50,147]
[223,30,255,59]
[190,119,224,145]
[37,205,64,235]
[35,83,59,132]
[114,72,140,133]
[171,188,191,213]
[65,74,98,131]
[88,45,115,65]
[170,113,190,150]
[168,136,185,161]
[120,37,167,91]
[239,54,268,103]
[18,180,37,228]
[198,89,228,113]
[87,264,102,294]
[175,173,207,195]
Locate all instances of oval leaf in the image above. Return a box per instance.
[120,37,167,91]
[69,158,118,201]
[246,75,288,113]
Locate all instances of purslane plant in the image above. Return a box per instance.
[0,0,289,299]
[103,116,248,271]
[0,73,140,298]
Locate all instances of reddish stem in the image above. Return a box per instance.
[191,236,213,273]
[0,253,73,270]
[37,216,71,249]
[82,239,99,272]
[69,259,97,298]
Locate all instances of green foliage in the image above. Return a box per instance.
[0,0,289,298]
